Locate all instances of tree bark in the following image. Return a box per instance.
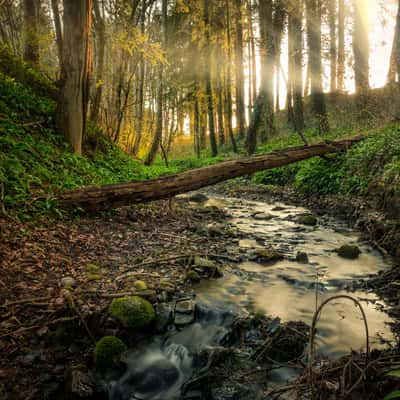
[59,136,363,210]
[56,0,92,155]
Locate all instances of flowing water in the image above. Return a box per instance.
[109,195,395,399]
[196,197,394,358]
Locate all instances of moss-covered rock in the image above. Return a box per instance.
[94,336,127,371]
[134,280,147,290]
[337,244,361,259]
[298,214,318,226]
[186,270,201,283]
[109,296,155,330]
[255,248,283,262]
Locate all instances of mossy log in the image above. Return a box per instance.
[59,136,363,210]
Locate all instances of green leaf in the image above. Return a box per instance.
[384,391,400,400]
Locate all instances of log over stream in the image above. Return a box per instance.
[59,136,363,210]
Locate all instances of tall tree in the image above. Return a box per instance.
[258,0,275,141]
[387,0,400,84]
[234,0,246,139]
[328,0,337,93]
[50,0,62,64]
[23,0,40,65]
[91,0,106,124]
[56,0,92,154]
[337,0,345,92]
[306,0,329,134]
[203,0,218,157]
[145,0,167,165]
[291,0,305,138]
[353,0,369,96]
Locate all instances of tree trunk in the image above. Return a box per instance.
[258,0,275,142]
[292,0,305,136]
[144,0,167,165]
[90,0,106,124]
[133,3,147,155]
[56,0,92,155]
[306,0,329,134]
[337,0,345,92]
[387,0,400,84]
[204,0,218,157]
[234,0,246,139]
[217,66,225,146]
[23,0,40,65]
[50,0,63,64]
[353,0,369,95]
[328,0,337,93]
[60,136,363,210]
[225,0,237,153]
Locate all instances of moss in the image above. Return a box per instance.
[86,263,100,272]
[109,296,155,330]
[337,244,361,259]
[186,270,201,283]
[255,248,283,262]
[298,214,318,226]
[94,336,127,371]
[133,280,147,290]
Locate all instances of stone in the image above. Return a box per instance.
[61,276,77,288]
[155,303,173,331]
[296,251,309,264]
[337,244,361,259]
[109,296,155,330]
[252,212,274,221]
[94,336,127,371]
[174,299,195,326]
[298,214,318,226]
[255,248,283,262]
[67,368,94,397]
[134,280,147,290]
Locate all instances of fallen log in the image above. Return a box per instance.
[59,136,363,210]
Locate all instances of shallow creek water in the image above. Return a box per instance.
[109,195,395,399]
[197,197,394,357]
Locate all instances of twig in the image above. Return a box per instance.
[307,295,370,384]
[0,296,52,308]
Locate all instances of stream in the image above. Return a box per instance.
[108,195,395,400]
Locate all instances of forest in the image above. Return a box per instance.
[1,0,400,399]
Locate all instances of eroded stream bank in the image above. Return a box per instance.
[1,185,399,400]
